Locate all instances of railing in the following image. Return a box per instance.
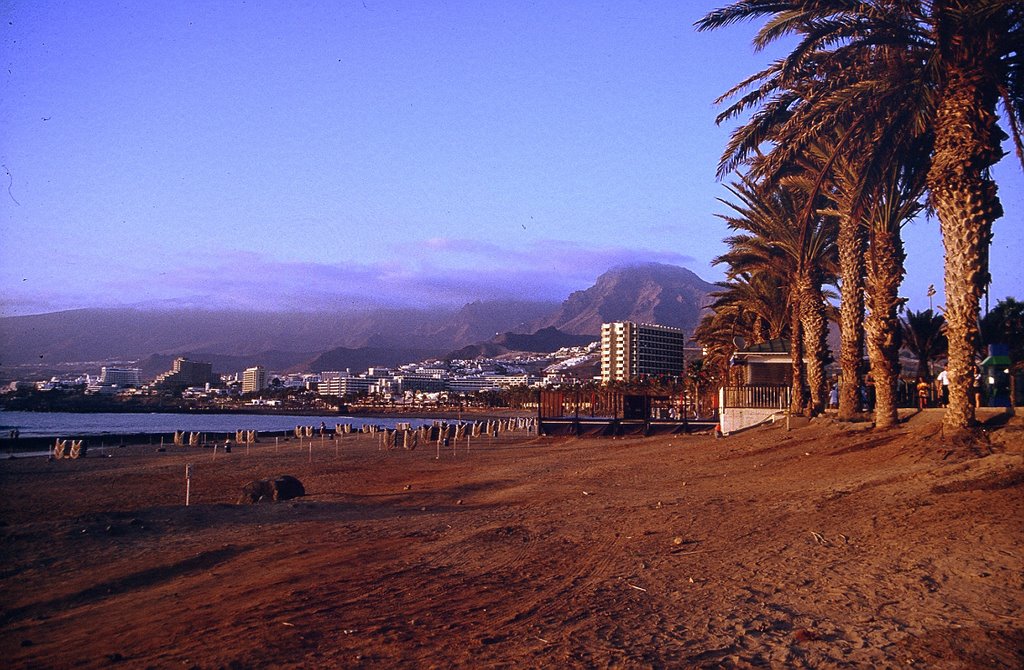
[721,385,791,409]
[539,390,625,419]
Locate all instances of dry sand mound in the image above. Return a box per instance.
[237,475,306,504]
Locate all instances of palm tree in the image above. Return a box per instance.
[980,297,1024,362]
[863,161,927,428]
[695,271,791,390]
[829,163,869,421]
[707,272,790,345]
[714,176,837,415]
[791,122,927,424]
[927,2,1023,430]
[697,0,1024,434]
[901,309,948,381]
[693,306,752,386]
[789,136,871,420]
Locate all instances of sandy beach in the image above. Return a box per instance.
[1,410,1021,668]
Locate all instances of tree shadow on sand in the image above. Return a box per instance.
[0,544,249,626]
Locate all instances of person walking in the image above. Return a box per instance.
[936,369,949,407]
[916,378,930,410]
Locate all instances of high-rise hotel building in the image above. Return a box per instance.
[154,357,217,389]
[242,366,268,394]
[601,321,686,383]
[99,366,142,387]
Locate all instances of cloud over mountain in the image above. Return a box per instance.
[0,262,715,375]
[1,241,698,317]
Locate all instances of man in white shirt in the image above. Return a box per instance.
[936,369,949,407]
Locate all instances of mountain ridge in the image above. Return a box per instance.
[444,327,597,361]
[533,262,714,335]
[0,263,715,376]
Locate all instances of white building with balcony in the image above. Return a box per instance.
[601,322,686,383]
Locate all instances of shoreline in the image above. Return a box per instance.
[0,405,533,419]
[0,409,535,453]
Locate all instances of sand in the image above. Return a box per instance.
[1,410,1022,669]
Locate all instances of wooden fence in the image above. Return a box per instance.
[720,385,791,409]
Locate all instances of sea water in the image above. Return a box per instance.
[0,410,443,438]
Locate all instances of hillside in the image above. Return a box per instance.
[0,263,715,374]
[534,262,714,336]
[306,347,445,374]
[0,302,556,368]
[445,327,596,360]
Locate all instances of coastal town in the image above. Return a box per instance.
[4,310,1020,427]
[1,342,603,413]
[1,321,717,418]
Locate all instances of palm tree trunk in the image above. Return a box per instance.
[789,287,808,416]
[800,276,828,416]
[838,214,866,420]
[927,56,1004,433]
[865,227,905,429]
[752,317,769,345]
[914,356,931,382]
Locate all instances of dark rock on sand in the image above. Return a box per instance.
[237,475,306,504]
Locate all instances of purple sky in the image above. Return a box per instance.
[2,0,1021,316]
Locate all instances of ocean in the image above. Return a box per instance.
[0,411,444,438]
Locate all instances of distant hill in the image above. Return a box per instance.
[0,263,716,374]
[0,301,557,368]
[446,327,596,360]
[419,300,554,348]
[306,347,444,374]
[533,263,714,337]
[0,309,351,366]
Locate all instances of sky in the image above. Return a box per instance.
[2,0,1022,317]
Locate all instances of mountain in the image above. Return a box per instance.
[0,309,348,366]
[0,301,557,368]
[533,263,715,336]
[445,327,596,360]
[296,300,556,351]
[492,327,597,352]
[0,263,716,374]
[418,300,552,348]
[306,347,444,374]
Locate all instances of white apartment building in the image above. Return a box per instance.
[242,366,267,394]
[601,321,687,383]
[448,373,531,393]
[319,371,372,396]
[99,366,142,387]
[391,373,447,393]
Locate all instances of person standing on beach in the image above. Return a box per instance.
[916,378,930,410]
[936,369,949,407]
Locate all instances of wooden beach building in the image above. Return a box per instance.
[718,338,797,435]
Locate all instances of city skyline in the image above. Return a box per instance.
[2,0,1022,317]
